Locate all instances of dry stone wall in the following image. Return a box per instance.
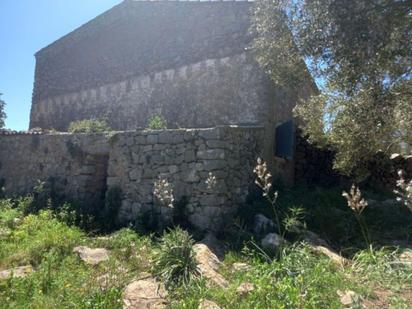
[0,126,264,231]
[0,133,110,204]
[107,126,264,231]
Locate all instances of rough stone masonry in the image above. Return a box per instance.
[0,126,264,231]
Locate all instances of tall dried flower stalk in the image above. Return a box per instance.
[254,158,281,237]
[394,170,412,212]
[342,184,370,247]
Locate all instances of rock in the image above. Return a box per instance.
[199,233,225,259]
[236,282,255,297]
[303,231,329,247]
[309,245,349,266]
[123,276,168,309]
[0,228,11,238]
[399,250,412,264]
[73,246,109,265]
[198,299,221,309]
[253,214,275,236]
[0,265,34,280]
[232,262,251,272]
[337,290,360,307]
[303,231,349,266]
[193,243,229,288]
[261,233,284,252]
[390,153,402,161]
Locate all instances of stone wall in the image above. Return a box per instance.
[107,126,264,231]
[30,53,274,131]
[0,133,110,205]
[0,126,264,231]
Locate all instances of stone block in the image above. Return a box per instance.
[146,134,159,144]
[129,169,142,181]
[197,149,225,160]
[80,165,96,175]
[168,165,179,174]
[203,160,227,171]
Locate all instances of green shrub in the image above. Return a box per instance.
[148,115,167,130]
[153,227,199,288]
[68,119,111,133]
[2,210,83,266]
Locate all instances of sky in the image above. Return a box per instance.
[0,0,122,130]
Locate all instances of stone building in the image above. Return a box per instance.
[0,0,318,230]
[30,0,313,132]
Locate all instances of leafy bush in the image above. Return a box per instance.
[68,118,111,133]
[148,115,167,130]
[153,227,199,288]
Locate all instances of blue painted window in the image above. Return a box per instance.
[275,120,294,159]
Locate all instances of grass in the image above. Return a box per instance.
[0,187,411,308]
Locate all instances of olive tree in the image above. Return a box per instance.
[252,0,411,178]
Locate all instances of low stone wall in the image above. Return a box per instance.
[0,126,264,231]
[107,126,264,231]
[0,133,110,204]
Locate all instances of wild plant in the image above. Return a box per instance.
[342,184,371,247]
[253,158,281,236]
[148,114,167,130]
[151,176,175,230]
[394,170,412,212]
[67,118,111,133]
[152,227,199,289]
[205,172,217,190]
[153,177,174,209]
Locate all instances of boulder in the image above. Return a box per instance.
[193,243,228,288]
[399,250,412,264]
[123,275,168,309]
[232,262,251,272]
[337,290,361,307]
[198,299,221,309]
[0,265,34,280]
[73,246,109,265]
[309,245,349,267]
[261,233,284,252]
[253,214,275,236]
[304,231,349,266]
[236,282,255,297]
[303,231,329,247]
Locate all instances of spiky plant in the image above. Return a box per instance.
[153,227,199,289]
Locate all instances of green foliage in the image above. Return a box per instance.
[253,0,411,178]
[153,227,199,288]
[172,245,355,308]
[351,247,412,291]
[68,118,112,133]
[0,93,6,129]
[148,114,167,130]
[1,193,411,307]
